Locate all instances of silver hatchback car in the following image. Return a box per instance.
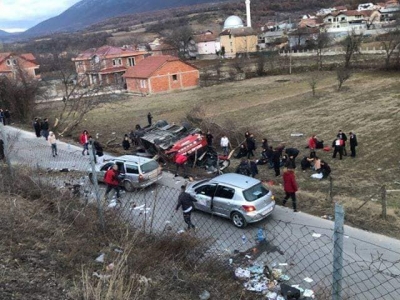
[185,173,275,228]
[89,155,162,191]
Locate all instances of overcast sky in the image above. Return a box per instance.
[0,0,81,32]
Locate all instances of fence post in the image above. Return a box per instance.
[328,176,333,202]
[89,142,105,232]
[381,185,387,220]
[0,122,13,176]
[332,203,345,300]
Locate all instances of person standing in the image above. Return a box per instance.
[349,132,358,158]
[332,137,344,160]
[337,130,348,156]
[104,164,121,201]
[220,134,230,156]
[4,110,10,125]
[48,131,58,157]
[93,140,104,164]
[246,134,256,159]
[0,109,4,125]
[250,159,259,178]
[80,130,90,155]
[175,185,197,230]
[261,138,269,150]
[174,153,188,178]
[147,112,153,126]
[272,148,281,176]
[205,131,214,147]
[33,118,41,137]
[282,167,298,212]
[41,118,50,140]
[0,139,4,161]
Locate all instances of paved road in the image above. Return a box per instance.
[2,125,400,299]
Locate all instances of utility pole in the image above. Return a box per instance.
[332,203,345,300]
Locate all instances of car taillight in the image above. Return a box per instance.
[139,174,144,182]
[242,205,256,212]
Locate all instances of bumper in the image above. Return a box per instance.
[137,174,163,188]
[245,201,276,223]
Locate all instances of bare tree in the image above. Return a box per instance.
[342,30,363,69]
[42,58,108,136]
[381,28,400,70]
[315,32,331,70]
[308,75,318,97]
[0,64,40,122]
[163,26,194,59]
[256,53,267,76]
[336,67,351,91]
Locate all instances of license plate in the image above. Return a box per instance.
[262,207,273,216]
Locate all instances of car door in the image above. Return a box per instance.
[124,163,139,186]
[193,184,217,213]
[213,185,236,218]
[98,162,114,182]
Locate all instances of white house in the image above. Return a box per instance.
[191,31,221,59]
[323,10,381,32]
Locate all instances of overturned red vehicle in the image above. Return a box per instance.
[132,121,230,173]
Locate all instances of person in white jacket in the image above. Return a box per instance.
[220,135,230,156]
[48,131,58,157]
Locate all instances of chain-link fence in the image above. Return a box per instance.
[1,124,400,300]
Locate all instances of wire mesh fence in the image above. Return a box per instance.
[1,124,400,300]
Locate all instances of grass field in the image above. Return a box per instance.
[39,70,400,237]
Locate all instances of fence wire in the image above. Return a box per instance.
[2,125,400,300]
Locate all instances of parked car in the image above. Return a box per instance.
[89,155,162,191]
[185,173,275,228]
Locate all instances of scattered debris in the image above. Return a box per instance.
[235,267,251,279]
[312,233,321,238]
[95,253,105,263]
[303,289,315,297]
[303,277,313,283]
[199,290,211,300]
[114,248,124,253]
[290,133,304,137]
[311,173,323,180]
[93,272,111,280]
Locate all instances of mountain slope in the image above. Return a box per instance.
[0,30,11,38]
[24,0,232,36]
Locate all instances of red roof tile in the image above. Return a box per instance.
[0,52,39,73]
[123,55,181,79]
[73,45,147,61]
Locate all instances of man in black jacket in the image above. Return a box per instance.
[337,130,348,156]
[246,134,256,158]
[236,159,251,176]
[176,186,197,230]
[272,148,281,176]
[349,132,358,158]
[284,147,300,169]
[41,118,50,141]
[33,118,41,138]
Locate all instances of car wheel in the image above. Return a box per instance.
[124,181,135,192]
[89,173,95,184]
[231,212,247,228]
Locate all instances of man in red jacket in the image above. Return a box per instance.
[104,164,121,201]
[80,130,90,156]
[282,167,298,212]
[174,153,188,178]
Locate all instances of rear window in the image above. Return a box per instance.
[140,160,159,173]
[243,183,269,202]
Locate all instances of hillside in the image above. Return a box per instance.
[0,29,11,38]
[23,0,234,36]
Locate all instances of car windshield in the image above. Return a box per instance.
[192,179,209,188]
[243,183,269,202]
[140,160,159,173]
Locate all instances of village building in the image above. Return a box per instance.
[0,53,40,80]
[123,55,199,94]
[72,45,148,86]
[323,10,381,32]
[288,27,320,48]
[190,31,221,59]
[380,0,400,21]
[149,38,178,57]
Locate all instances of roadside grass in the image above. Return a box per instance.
[37,70,400,238]
[0,166,252,300]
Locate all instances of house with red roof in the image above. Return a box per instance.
[123,55,199,94]
[0,53,40,80]
[72,45,148,86]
